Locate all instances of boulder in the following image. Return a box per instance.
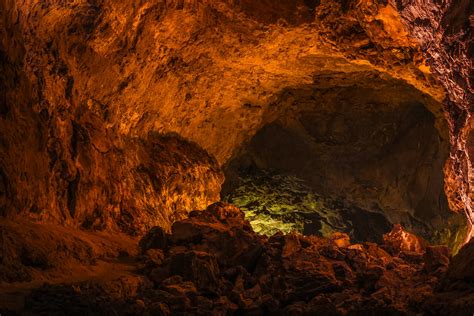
[383,224,427,254]
[139,226,170,252]
[330,232,351,248]
[423,246,451,273]
[446,239,474,281]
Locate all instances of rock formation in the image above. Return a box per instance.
[1,0,472,237]
[8,203,472,315]
[0,0,473,314]
[397,0,474,240]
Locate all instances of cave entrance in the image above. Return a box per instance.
[222,72,468,250]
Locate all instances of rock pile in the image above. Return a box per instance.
[136,203,450,315]
[425,238,474,315]
[21,202,467,315]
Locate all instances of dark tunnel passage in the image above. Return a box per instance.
[222,74,468,251]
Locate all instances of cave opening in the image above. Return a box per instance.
[222,71,468,251]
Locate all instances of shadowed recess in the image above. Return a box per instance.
[223,74,468,252]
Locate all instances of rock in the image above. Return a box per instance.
[194,295,213,310]
[330,232,351,248]
[135,299,145,308]
[281,259,341,301]
[400,251,424,264]
[364,243,392,266]
[423,246,451,273]
[254,294,280,314]
[423,239,474,315]
[213,296,238,314]
[446,238,474,281]
[117,250,130,258]
[12,203,458,315]
[171,221,210,244]
[149,303,170,316]
[383,224,426,255]
[357,265,385,293]
[144,249,165,267]
[171,203,264,271]
[0,219,135,283]
[332,261,355,284]
[306,297,341,316]
[166,251,222,294]
[207,202,246,223]
[283,301,306,315]
[348,244,364,251]
[320,244,346,260]
[345,247,369,272]
[0,0,472,315]
[397,0,474,233]
[282,233,302,258]
[161,279,198,299]
[1,0,470,250]
[139,226,170,252]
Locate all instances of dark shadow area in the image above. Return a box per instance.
[236,0,318,25]
[223,73,468,248]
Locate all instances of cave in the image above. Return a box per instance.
[1,0,474,315]
[222,74,468,249]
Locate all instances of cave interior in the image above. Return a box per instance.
[0,0,473,315]
[222,71,467,250]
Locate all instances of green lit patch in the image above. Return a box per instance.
[223,171,392,242]
[223,171,469,251]
[430,215,470,255]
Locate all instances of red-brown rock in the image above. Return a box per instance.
[383,224,427,254]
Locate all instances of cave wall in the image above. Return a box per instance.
[0,1,224,233]
[0,0,472,236]
[396,0,474,239]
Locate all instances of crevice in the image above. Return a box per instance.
[67,172,80,219]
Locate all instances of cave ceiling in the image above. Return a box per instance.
[1,0,474,314]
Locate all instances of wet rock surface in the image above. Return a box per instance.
[224,171,394,242]
[15,203,473,315]
[224,170,467,252]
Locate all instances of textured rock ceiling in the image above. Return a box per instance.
[0,0,472,240]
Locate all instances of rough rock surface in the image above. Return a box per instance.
[423,238,474,315]
[0,124,223,234]
[397,0,474,238]
[1,0,472,239]
[0,218,137,283]
[0,1,472,314]
[6,203,465,315]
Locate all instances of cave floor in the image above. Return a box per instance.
[0,258,139,312]
[1,203,473,315]
[0,218,140,313]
